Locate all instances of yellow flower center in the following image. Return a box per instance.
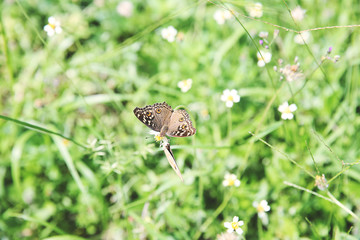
[226,95,234,102]
[283,106,291,114]
[227,178,235,186]
[231,222,239,230]
[48,23,56,29]
[154,134,164,142]
[62,139,70,146]
[257,205,264,213]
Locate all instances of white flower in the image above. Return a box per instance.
[246,3,263,18]
[294,31,311,44]
[177,78,192,92]
[213,9,232,25]
[253,200,271,218]
[279,64,304,82]
[217,232,239,240]
[43,16,62,37]
[161,26,178,42]
[259,31,269,38]
[278,102,297,120]
[117,1,133,18]
[221,89,240,108]
[315,174,329,191]
[291,6,306,22]
[222,173,241,187]
[257,51,272,67]
[149,130,167,143]
[224,216,244,235]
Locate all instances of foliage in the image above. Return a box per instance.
[0,0,360,239]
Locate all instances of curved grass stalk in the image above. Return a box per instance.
[284,181,359,221]
[0,114,87,149]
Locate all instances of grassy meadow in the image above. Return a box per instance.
[1,0,360,239]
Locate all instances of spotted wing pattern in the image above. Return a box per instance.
[166,109,196,137]
[133,102,173,132]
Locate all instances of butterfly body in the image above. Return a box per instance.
[133,102,196,137]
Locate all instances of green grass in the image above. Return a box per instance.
[1,0,360,239]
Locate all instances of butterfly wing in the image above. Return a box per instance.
[166,109,196,137]
[163,142,183,182]
[133,102,173,132]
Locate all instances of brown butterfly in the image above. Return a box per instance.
[133,102,196,181]
[133,102,196,137]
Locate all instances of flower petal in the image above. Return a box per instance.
[286,113,294,119]
[233,95,240,103]
[227,228,234,233]
[230,89,237,95]
[235,228,243,235]
[226,101,234,108]
[224,222,232,228]
[233,216,239,222]
[289,104,297,112]
[257,60,265,67]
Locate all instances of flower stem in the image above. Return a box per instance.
[227,108,232,143]
[193,188,235,239]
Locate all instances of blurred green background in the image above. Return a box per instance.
[1,0,360,239]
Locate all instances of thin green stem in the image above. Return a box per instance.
[283,181,332,202]
[257,216,263,239]
[0,17,14,84]
[238,85,284,177]
[227,108,232,143]
[306,141,320,175]
[0,114,87,149]
[193,188,235,239]
[7,213,67,235]
[326,191,359,220]
[251,133,315,178]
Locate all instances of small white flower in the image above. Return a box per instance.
[177,78,192,92]
[315,174,329,191]
[213,9,232,25]
[246,3,263,18]
[44,16,62,37]
[278,102,297,120]
[161,26,178,42]
[217,232,239,240]
[257,51,272,67]
[101,161,121,174]
[117,1,133,18]
[279,64,304,82]
[149,130,167,143]
[291,6,306,22]
[221,89,240,108]
[294,31,311,45]
[224,216,244,235]
[259,31,269,38]
[222,173,241,187]
[253,200,271,217]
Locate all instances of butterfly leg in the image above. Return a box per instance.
[160,125,169,137]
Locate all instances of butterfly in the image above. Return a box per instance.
[133,102,196,181]
[133,102,196,138]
